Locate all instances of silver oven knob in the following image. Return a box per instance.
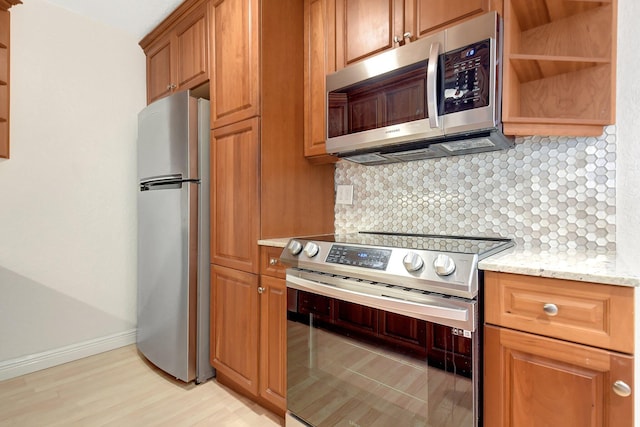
[287,240,303,256]
[433,254,456,276]
[303,242,320,258]
[403,252,424,272]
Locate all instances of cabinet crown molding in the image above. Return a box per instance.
[139,0,207,50]
[0,0,21,11]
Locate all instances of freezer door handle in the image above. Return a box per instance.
[140,174,200,191]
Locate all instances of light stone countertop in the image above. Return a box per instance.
[479,246,640,287]
[258,237,290,248]
[258,237,640,287]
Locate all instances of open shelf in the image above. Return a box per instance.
[502,0,616,136]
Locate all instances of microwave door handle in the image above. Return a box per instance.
[427,42,440,129]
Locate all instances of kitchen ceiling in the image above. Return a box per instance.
[42,0,184,40]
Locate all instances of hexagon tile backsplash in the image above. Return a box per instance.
[334,126,616,252]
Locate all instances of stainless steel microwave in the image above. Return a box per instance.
[326,11,513,165]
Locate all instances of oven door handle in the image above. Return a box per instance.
[287,274,476,331]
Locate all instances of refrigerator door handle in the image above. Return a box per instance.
[140,174,200,191]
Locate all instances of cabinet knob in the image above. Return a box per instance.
[166,84,177,90]
[612,380,632,397]
[393,35,402,44]
[258,286,265,294]
[403,32,413,43]
[269,258,278,266]
[543,303,558,316]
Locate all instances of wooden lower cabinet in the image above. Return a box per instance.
[211,250,287,416]
[484,325,633,427]
[258,275,287,413]
[210,264,259,396]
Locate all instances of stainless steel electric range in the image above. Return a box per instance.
[281,231,514,427]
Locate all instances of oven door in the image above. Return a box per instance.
[286,270,479,427]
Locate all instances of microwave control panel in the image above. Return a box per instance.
[442,39,491,115]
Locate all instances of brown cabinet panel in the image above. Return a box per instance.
[334,300,378,334]
[174,3,209,90]
[146,36,173,104]
[259,246,287,279]
[426,323,472,374]
[210,265,259,396]
[484,325,633,427]
[142,0,210,105]
[379,311,427,350]
[335,0,402,68]
[303,0,338,161]
[485,271,634,354]
[210,119,260,273]
[259,275,287,413]
[298,291,332,319]
[412,0,488,38]
[210,0,260,128]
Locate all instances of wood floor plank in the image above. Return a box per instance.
[0,345,282,427]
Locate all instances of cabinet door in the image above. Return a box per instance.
[485,325,633,427]
[335,0,403,68]
[210,0,260,128]
[146,35,173,104]
[210,265,259,396]
[174,3,209,92]
[303,0,337,160]
[259,275,287,413]
[210,118,260,273]
[409,0,488,39]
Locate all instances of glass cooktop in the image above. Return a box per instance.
[302,231,514,260]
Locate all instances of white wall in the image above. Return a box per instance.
[0,0,145,368]
[616,1,640,423]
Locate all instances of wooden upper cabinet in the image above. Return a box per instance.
[146,36,174,103]
[303,0,338,161]
[502,0,617,136]
[0,1,21,159]
[210,0,260,129]
[410,0,489,38]
[335,0,402,69]
[142,0,209,104]
[334,0,490,69]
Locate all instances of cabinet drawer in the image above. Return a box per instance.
[485,272,634,354]
[260,246,287,279]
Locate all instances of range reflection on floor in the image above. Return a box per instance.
[287,320,474,427]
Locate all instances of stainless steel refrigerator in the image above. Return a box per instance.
[136,91,213,383]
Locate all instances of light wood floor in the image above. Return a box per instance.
[0,345,283,427]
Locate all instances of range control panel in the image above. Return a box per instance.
[325,245,392,270]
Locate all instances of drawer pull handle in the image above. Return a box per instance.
[543,303,558,316]
[269,258,278,266]
[612,380,632,397]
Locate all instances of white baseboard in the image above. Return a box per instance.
[0,328,137,381]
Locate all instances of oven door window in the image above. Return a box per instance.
[288,290,477,427]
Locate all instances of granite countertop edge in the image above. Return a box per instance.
[258,238,290,248]
[479,247,640,287]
